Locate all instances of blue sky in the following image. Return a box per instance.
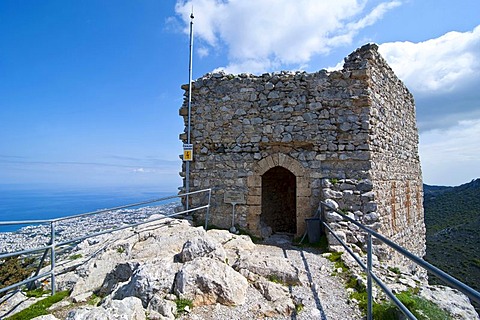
[0,0,479,190]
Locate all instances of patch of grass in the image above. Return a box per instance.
[327,252,348,274]
[25,288,50,298]
[369,290,452,320]
[326,251,343,263]
[345,276,358,289]
[345,275,365,293]
[334,260,348,273]
[5,290,69,320]
[116,247,125,254]
[87,293,101,306]
[351,291,368,311]
[398,290,451,320]
[325,249,451,319]
[388,266,401,275]
[372,301,398,319]
[267,274,283,284]
[330,178,339,185]
[175,298,193,314]
[295,302,304,313]
[68,253,82,260]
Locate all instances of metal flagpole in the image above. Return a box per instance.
[185,11,194,211]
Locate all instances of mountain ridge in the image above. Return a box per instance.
[423,178,480,312]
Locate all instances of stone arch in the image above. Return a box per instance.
[246,153,311,238]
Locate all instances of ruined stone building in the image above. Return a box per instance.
[179,44,426,265]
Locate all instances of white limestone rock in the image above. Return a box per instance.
[324,189,343,199]
[97,261,139,297]
[232,251,301,286]
[207,229,256,266]
[176,235,226,263]
[54,271,81,292]
[419,285,479,320]
[70,257,118,300]
[146,293,176,320]
[253,278,290,302]
[325,211,344,223]
[32,315,60,320]
[324,198,339,210]
[0,291,37,319]
[114,258,181,307]
[174,257,248,306]
[130,221,206,261]
[327,230,347,247]
[66,296,146,320]
[207,229,255,252]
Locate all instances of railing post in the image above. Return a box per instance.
[27,244,50,290]
[50,221,56,295]
[204,189,211,230]
[320,203,324,231]
[367,233,373,320]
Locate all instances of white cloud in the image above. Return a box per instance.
[197,46,210,58]
[419,119,480,185]
[175,0,402,74]
[379,25,480,93]
[347,1,401,30]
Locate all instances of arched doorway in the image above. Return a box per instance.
[261,166,297,234]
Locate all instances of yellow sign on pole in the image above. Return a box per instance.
[183,144,193,161]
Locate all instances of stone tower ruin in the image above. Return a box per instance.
[179,44,426,262]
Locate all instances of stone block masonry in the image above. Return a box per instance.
[179,43,426,273]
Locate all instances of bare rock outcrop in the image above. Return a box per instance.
[4,217,479,320]
[113,258,181,306]
[66,296,145,320]
[27,219,313,319]
[176,235,226,263]
[232,251,301,286]
[420,285,480,320]
[174,257,248,306]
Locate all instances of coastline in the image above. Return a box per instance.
[0,201,180,254]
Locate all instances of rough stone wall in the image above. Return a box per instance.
[361,45,426,269]
[179,44,426,272]
[179,59,373,236]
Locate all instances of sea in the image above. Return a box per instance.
[0,185,179,233]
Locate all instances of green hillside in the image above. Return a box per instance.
[423,178,480,310]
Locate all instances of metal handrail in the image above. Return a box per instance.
[0,188,212,296]
[319,201,480,320]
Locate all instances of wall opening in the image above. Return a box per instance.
[261,166,297,234]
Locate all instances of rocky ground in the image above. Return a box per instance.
[177,234,362,320]
[1,215,478,320]
[0,216,362,320]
